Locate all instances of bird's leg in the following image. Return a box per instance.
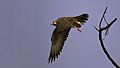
[76,22,81,25]
[77,28,82,32]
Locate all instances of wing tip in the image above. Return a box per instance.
[48,56,57,63]
[74,14,89,22]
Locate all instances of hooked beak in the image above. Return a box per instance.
[51,22,54,25]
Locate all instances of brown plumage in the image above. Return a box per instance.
[48,14,89,63]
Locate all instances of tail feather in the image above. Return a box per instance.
[74,14,89,23]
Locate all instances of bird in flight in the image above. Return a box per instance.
[48,14,89,63]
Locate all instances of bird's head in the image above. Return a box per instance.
[51,21,57,26]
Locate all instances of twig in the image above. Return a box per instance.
[99,6,107,29]
[94,6,120,68]
[103,16,109,36]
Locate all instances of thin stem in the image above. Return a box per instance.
[99,6,107,28]
[101,18,117,31]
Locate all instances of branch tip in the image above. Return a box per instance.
[93,26,99,32]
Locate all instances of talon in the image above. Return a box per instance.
[77,28,82,32]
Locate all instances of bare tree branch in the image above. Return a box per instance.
[94,6,120,68]
[99,6,107,29]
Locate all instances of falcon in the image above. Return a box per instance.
[48,14,89,63]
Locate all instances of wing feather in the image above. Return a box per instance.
[48,27,71,63]
[56,17,73,32]
[74,14,89,24]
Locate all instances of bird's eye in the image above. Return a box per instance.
[51,21,57,26]
[53,22,57,25]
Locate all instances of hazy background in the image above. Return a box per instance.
[0,0,120,68]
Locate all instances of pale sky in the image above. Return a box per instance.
[0,0,120,68]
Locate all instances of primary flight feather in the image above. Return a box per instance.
[48,14,89,63]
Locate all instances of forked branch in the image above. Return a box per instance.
[94,6,120,68]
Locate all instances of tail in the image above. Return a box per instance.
[74,14,89,24]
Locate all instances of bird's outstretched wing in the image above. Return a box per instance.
[48,27,71,63]
[74,14,89,24]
